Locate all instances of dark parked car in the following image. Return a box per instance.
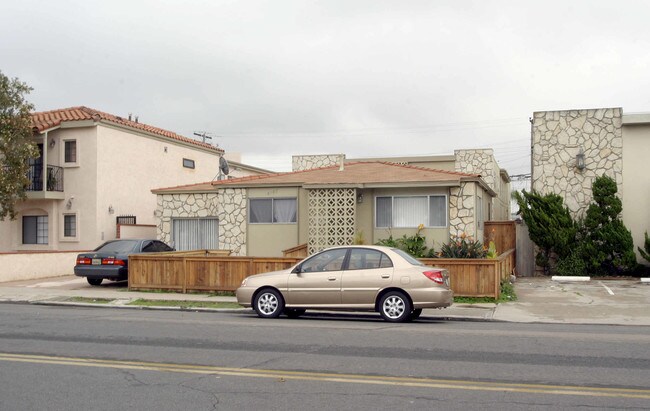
[74,239,174,286]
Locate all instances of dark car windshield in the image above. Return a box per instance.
[94,240,139,253]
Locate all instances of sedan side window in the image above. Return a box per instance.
[141,241,155,252]
[300,249,348,273]
[347,249,393,270]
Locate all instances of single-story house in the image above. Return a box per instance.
[153,150,511,256]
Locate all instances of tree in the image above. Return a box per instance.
[0,71,38,220]
[580,175,637,275]
[513,190,576,274]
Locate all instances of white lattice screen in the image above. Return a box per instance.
[308,188,356,254]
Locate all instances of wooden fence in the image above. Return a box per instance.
[129,253,302,293]
[420,248,515,298]
[129,248,515,298]
[484,220,516,255]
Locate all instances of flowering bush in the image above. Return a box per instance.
[438,233,487,259]
[375,224,429,258]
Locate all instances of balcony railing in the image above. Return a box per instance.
[26,164,64,192]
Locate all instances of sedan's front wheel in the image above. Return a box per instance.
[253,289,284,318]
[379,291,412,322]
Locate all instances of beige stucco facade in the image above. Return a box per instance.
[0,120,265,255]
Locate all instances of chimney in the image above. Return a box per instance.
[338,154,345,171]
[135,116,139,123]
[128,113,132,121]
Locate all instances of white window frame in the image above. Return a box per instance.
[61,212,80,242]
[248,197,298,224]
[62,139,79,167]
[22,215,49,245]
[375,195,448,228]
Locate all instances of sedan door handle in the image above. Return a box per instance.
[381,274,390,279]
[328,276,337,281]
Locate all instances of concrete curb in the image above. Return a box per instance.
[641,278,650,284]
[551,276,590,282]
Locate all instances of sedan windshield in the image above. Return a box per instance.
[391,248,424,266]
[95,240,139,253]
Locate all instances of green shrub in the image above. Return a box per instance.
[375,225,429,258]
[513,190,576,274]
[438,233,487,258]
[555,249,587,277]
[580,175,637,275]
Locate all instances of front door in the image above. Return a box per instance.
[286,248,348,306]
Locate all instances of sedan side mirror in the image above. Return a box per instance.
[291,266,302,274]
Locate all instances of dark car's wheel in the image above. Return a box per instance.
[379,291,412,322]
[409,308,423,321]
[284,308,306,319]
[253,289,284,318]
[87,278,103,286]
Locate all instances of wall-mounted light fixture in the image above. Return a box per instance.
[357,191,364,204]
[66,196,74,210]
[108,205,114,214]
[576,147,586,171]
[49,139,56,148]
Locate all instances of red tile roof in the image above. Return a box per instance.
[152,161,483,193]
[31,106,223,153]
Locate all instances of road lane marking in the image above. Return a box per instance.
[1,353,649,399]
[598,281,615,296]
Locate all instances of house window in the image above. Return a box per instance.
[172,218,218,251]
[64,141,77,163]
[375,195,447,228]
[249,198,297,224]
[183,158,195,169]
[63,214,76,237]
[23,215,48,244]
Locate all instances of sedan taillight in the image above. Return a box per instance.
[76,257,92,265]
[102,258,125,266]
[423,270,445,285]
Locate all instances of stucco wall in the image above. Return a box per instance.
[531,108,623,217]
[247,187,300,257]
[622,121,650,263]
[0,251,80,282]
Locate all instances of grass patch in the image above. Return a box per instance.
[127,299,243,309]
[453,280,517,304]
[66,297,114,304]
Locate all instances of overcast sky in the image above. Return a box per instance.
[2,0,650,175]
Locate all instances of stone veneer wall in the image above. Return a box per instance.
[156,188,247,255]
[455,149,500,194]
[449,182,477,237]
[532,108,623,217]
[292,154,345,171]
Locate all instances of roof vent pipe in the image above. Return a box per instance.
[339,154,345,171]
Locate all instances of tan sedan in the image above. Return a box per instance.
[236,245,453,322]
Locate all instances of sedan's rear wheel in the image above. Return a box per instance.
[253,289,284,318]
[87,278,103,286]
[379,291,412,322]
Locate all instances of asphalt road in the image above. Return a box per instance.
[1,303,649,410]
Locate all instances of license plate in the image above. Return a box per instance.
[92,258,101,265]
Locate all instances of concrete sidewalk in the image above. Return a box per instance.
[0,276,648,325]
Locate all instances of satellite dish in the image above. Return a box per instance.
[219,156,230,176]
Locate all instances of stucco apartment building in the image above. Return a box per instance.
[531,107,650,262]
[0,106,268,253]
[153,150,510,257]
